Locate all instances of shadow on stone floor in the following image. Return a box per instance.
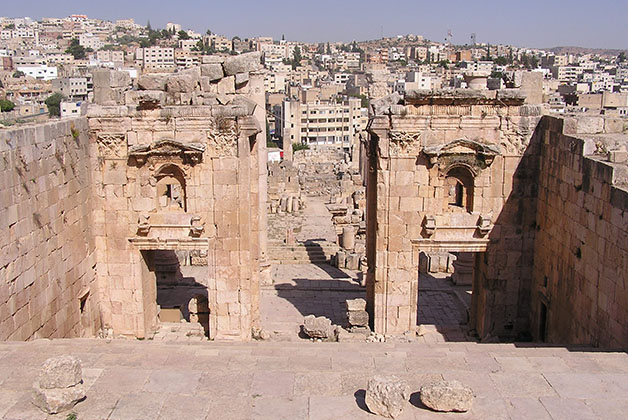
[354,389,369,413]
[274,278,365,327]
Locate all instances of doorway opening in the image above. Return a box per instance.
[417,251,476,341]
[140,249,210,340]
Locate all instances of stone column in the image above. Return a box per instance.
[341,226,356,251]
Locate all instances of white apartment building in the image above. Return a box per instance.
[136,47,175,69]
[278,96,366,148]
[52,77,88,100]
[79,33,104,50]
[16,65,57,81]
[96,50,124,65]
[553,66,584,83]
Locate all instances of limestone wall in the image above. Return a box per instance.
[532,117,628,347]
[0,118,99,340]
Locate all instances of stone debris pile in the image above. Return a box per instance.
[32,355,86,414]
[94,52,262,110]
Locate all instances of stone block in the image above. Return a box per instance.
[137,74,168,91]
[346,253,360,270]
[346,298,366,312]
[38,355,82,389]
[217,76,236,95]
[201,63,225,81]
[302,315,336,340]
[420,380,473,412]
[347,310,369,327]
[235,72,249,85]
[365,375,410,419]
[222,52,262,76]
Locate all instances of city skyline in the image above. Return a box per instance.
[2,0,627,50]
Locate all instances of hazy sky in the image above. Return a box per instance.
[3,0,627,49]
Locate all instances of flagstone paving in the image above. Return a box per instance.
[0,338,626,419]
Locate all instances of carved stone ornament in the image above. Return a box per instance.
[207,118,240,157]
[476,215,492,237]
[97,133,126,158]
[423,139,501,174]
[389,131,422,157]
[128,139,205,166]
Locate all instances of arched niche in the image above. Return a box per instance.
[155,164,187,212]
[445,165,474,212]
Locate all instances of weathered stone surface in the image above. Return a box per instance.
[365,376,410,419]
[302,315,335,340]
[235,72,250,85]
[420,380,473,412]
[230,96,257,115]
[346,253,360,270]
[137,74,169,91]
[223,52,262,76]
[347,310,369,327]
[38,356,83,389]
[93,69,130,88]
[201,63,224,81]
[217,76,236,95]
[370,92,402,115]
[346,298,366,312]
[32,382,86,414]
[124,90,166,107]
[32,356,86,414]
[166,73,199,93]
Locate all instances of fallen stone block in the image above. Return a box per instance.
[365,375,410,419]
[32,356,86,414]
[346,298,366,312]
[138,74,168,91]
[201,63,224,81]
[347,310,369,327]
[302,315,336,340]
[223,52,262,76]
[420,380,473,412]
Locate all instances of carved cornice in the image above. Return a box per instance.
[128,139,205,166]
[423,139,501,173]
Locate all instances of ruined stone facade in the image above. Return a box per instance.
[0,53,269,341]
[366,90,628,347]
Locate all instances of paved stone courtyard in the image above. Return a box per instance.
[0,338,627,419]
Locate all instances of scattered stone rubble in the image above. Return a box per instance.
[32,356,86,414]
[365,375,410,419]
[420,380,474,412]
[94,51,262,108]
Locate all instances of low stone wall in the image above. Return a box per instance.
[532,117,628,348]
[0,118,99,340]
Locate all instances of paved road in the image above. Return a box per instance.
[0,339,626,419]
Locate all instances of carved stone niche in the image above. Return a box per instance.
[128,139,206,166]
[423,139,500,174]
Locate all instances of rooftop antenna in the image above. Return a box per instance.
[380,25,384,39]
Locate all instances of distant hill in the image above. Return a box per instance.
[545,46,627,57]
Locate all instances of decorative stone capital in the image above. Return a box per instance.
[389,131,422,157]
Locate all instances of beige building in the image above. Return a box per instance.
[136,46,175,70]
[278,92,366,149]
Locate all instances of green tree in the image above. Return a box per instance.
[12,70,25,78]
[0,99,15,112]
[178,30,190,40]
[65,39,86,60]
[5,23,15,30]
[291,45,302,69]
[45,93,65,117]
[493,56,508,66]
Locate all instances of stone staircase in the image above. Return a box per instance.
[268,240,339,264]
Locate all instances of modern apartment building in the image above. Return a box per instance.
[277,92,367,148]
[136,47,175,70]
